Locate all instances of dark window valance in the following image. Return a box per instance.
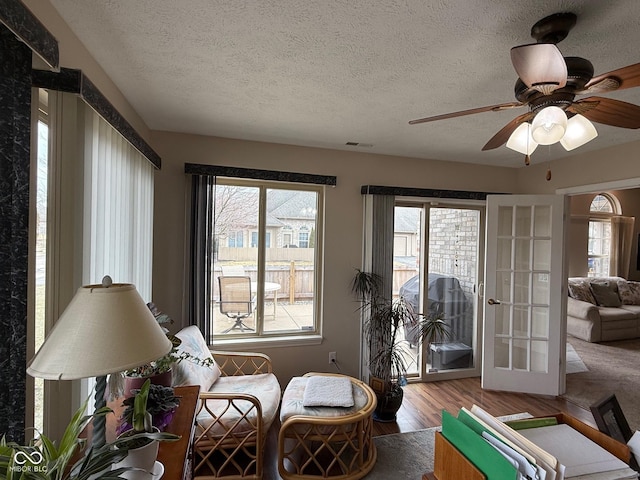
[361,185,494,200]
[32,68,161,169]
[0,0,58,68]
[185,163,337,186]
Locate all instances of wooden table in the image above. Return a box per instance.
[156,385,199,480]
[86,385,199,480]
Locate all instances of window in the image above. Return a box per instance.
[228,231,243,247]
[299,227,309,248]
[588,194,616,277]
[36,90,157,439]
[33,90,49,437]
[207,180,322,340]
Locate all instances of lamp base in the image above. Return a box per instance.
[92,375,108,450]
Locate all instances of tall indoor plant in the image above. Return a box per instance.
[351,269,450,421]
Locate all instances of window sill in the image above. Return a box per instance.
[210,334,323,350]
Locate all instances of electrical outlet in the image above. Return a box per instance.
[328,351,337,364]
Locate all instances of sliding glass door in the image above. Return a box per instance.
[394,202,484,381]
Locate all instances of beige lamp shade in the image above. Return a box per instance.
[27,280,172,380]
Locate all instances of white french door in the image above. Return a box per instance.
[482,194,567,395]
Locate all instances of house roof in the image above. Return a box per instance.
[49,1,640,168]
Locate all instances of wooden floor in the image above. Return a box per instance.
[262,376,594,479]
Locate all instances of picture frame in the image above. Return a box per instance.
[589,393,640,471]
[590,393,632,443]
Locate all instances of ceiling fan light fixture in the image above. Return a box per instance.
[560,114,598,150]
[531,106,567,144]
[511,44,567,94]
[506,122,538,155]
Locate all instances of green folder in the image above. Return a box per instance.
[504,417,558,430]
[441,410,518,480]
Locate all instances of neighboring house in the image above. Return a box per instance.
[219,188,317,250]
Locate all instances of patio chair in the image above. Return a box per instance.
[219,275,254,333]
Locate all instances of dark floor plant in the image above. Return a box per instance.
[351,269,450,420]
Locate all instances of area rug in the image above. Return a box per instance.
[368,413,530,479]
[566,342,588,374]
[563,337,640,431]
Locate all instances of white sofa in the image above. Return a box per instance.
[567,276,640,342]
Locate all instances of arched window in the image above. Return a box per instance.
[588,194,617,277]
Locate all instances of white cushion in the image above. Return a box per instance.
[197,373,281,437]
[172,325,221,390]
[302,375,354,407]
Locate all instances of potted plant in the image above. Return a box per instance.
[117,383,180,435]
[0,395,156,480]
[351,269,450,421]
[115,379,180,476]
[121,303,215,396]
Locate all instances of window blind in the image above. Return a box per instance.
[82,103,154,299]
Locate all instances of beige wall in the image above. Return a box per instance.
[24,0,152,143]
[514,141,640,194]
[150,131,517,382]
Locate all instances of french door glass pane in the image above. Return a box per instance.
[494,204,552,371]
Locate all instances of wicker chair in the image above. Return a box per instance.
[278,373,377,480]
[173,326,281,480]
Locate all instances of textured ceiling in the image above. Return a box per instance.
[48,0,640,168]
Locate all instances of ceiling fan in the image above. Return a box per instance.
[409,12,640,154]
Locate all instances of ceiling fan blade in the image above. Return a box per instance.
[482,112,534,151]
[510,44,567,93]
[582,63,640,93]
[409,102,524,125]
[575,96,640,129]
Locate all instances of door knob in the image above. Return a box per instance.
[487,298,501,305]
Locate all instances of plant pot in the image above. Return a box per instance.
[114,428,160,480]
[124,370,172,398]
[373,385,404,422]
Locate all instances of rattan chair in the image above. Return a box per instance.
[278,373,377,480]
[173,326,281,480]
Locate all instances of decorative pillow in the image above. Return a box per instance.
[172,325,221,390]
[568,280,596,305]
[589,282,622,307]
[618,280,640,305]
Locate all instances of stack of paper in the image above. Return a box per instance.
[519,424,637,479]
[439,405,638,480]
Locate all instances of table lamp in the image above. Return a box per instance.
[27,276,172,449]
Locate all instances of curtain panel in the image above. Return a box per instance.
[188,175,215,341]
[361,194,395,380]
[610,215,635,279]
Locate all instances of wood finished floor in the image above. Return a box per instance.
[261,376,593,479]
